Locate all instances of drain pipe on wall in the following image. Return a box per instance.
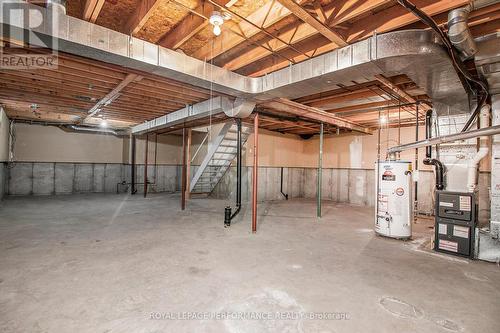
[467,104,491,192]
[422,110,445,190]
[280,167,288,200]
[224,119,243,227]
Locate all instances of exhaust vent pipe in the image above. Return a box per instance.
[448,0,500,59]
[467,104,490,192]
[422,110,445,191]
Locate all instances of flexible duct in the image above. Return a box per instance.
[448,0,500,59]
[467,104,490,192]
[422,110,445,190]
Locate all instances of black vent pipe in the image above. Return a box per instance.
[224,119,242,227]
[422,110,445,190]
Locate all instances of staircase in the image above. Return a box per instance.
[190,121,252,194]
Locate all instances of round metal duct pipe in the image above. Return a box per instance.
[448,0,500,59]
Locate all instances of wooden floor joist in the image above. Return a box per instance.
[259,98,372,134]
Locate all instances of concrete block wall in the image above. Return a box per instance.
[212,167,377,207]
[0,163,6,201]
[7,162,127,195]
[3,162,491,225]
[5,162,181,196]
[212,166,491,223]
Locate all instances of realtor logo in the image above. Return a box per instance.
[0,0,60,69]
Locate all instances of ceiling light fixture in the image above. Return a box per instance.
[209,11,224,36]
[100,119,108,128]
[380,115,388,124]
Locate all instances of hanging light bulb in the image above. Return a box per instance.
[210,11,224,36]
[213,24,221,36]
[380,115,387,124]
[100,119,108,128]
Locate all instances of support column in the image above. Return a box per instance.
[186,129,192,200]
[414,102,419,222]
[252,114,259,233]
[144,134,148,198]
[181,128,188,210]
[131,135,136,195]
[317,123,324,218]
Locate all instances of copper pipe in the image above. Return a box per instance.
[181,128,187,210]
[252,114,259,233]
[144,134,148,198]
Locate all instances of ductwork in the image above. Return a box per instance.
[132,96,255,135]
[67,125,122,136]
[467,104,491,192]
[0,1,470,114]
[448,0,500,59]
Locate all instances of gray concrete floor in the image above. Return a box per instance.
[0,193,499,333]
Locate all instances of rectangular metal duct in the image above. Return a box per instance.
[0,1,468,112]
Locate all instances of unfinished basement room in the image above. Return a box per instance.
[1,0,500,332]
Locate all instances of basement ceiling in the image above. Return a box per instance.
[1,0,498,135]
[66,0,499,77]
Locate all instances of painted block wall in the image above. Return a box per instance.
[0,108,11,200]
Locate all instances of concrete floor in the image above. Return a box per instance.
[0,194,499,333]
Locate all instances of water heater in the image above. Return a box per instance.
[375,161,413,239]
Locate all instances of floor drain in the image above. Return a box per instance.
[379,297,424,319]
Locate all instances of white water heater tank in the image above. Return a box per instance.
[375,160,413,239]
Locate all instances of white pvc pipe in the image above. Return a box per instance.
[467,104,491,192]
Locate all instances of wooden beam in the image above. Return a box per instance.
[124,0,162,35]
[239,0,469,76]
[83,0,105,23]
[158,2,218,50]
[277,0,347,46]
[374,74,430,111]
[222,0,390,71]
[259,98,371,134]
[191,0,292,60]
[85,73,143,120]
[313,1,328,23]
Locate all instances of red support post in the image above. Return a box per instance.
[252,113,259,233]
[181,128,187,210]
[144,134,148,198]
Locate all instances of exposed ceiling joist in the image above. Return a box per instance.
[124,0,162,35]
[239,0,470,76]
[259,98,371,134]
[83,0,105,23]
[277,0,347,46]
[192,0,292,60]
[159,2,219,50]
[224,0,391,72]
[374,74,430,111]
[85,73,143,120]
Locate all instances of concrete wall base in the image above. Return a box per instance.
[5,162,490,225]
